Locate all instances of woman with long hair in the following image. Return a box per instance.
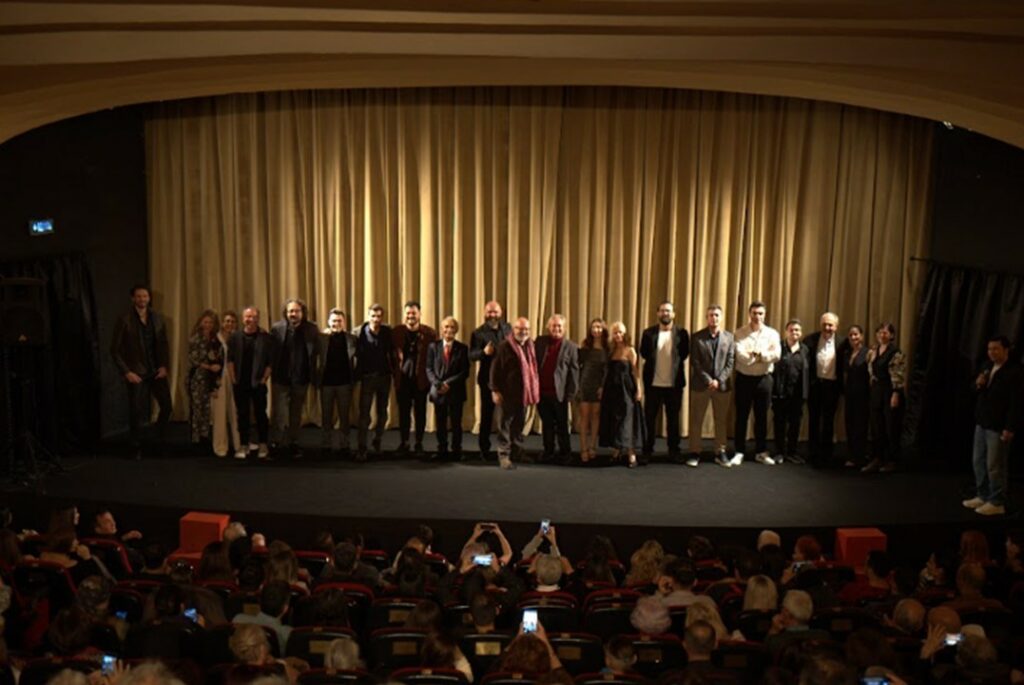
[212,309,241,458]
[187,309,222,450]
[577,319,609,463]
[862,322,906,473]
[598,322,645,468]
[841,324,870,468]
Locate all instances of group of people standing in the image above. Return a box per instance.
[110,284,928,476]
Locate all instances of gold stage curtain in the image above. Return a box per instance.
[147,87,933,437]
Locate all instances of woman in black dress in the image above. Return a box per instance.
[841,325,870,468]
[577,319,609,463]
[863,322,906,473]
[599,322,646,468]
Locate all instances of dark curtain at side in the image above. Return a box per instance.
[909,262,1024,462]
[0,253,100,451]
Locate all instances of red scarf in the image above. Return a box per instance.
[508,334,540,405]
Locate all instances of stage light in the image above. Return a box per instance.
[28,218,54,236]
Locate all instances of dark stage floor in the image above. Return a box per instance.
[7,426,1015,530]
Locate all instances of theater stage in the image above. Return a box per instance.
[4,426,1017,562]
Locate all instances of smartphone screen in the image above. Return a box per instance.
[945,633,962,646]
[859,678,889,685]
[473,554,493,567]
[102,656,116,675]
[522,609,538,633]
[183,607,199,623]
[115,610,128,620]
[540,519,550,534]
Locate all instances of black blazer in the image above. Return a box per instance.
[111,307,170,377]
[533,335,580,402]
[976,359,1023,432]
[469,322,513,385]
[803,332,846,390]
[269,319,320,384]
[313,330,358,387]
[773,341,810,400]
[227,328,275,388]
[425,340,470,404]
[353,323,396,379]
[639,325,690,390]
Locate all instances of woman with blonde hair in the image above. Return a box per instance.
[598,322,645,468]
[577,318,609,463]
[187,309,222,450]
[625,539,664,587]
[686,596,742,641]
[742,574,778,612]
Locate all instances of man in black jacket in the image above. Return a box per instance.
[315,308,358,457]
[963,335,1022,516]
[354,304,396,461]
[469,301,512,460]
[110,285,172,459]
[228,306,274,459]
[426,317,470,460]
[802,312,844,467]
[534,314,580,463]
[270,298,319,459]
[639,301,690,460]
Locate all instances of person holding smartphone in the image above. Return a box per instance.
[499,618,564,675]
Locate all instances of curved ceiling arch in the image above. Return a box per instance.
[1,1,1022,147]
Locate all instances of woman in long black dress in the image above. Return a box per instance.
[841,325,870,468]
[599,322,646,468]
[863,322,906,473]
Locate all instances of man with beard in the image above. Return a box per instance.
[270,298,320,459]
[469,301,513,460]
[392,301,438,456]
[639,301,690,461]
[488,317,540,470]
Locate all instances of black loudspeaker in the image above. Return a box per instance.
[0,277,49,346]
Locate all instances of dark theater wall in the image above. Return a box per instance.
[0,107,149,438]
[929,126,1024,272]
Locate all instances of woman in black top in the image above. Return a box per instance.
[863,322,906,473]
[841,325,871,468]
[772,320,809,464]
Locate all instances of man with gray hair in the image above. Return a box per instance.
[764,589,831,657]
[533,553,564,592]
[803,312,844,467]
[534,314,580,464]
[489,317,540,470]
[270,298,320,459]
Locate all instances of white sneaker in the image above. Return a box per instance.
[258,443,270,459]
[976,502,1005,516]
[755,452,776,466]
[774,454,785,464]
[962,497,985,509]
[685,456,700,468]
[729,452,744,466]
[714,452,732,468]
[234,449,247,460]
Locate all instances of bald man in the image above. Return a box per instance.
[803,312,845,467]
[534,314,580,463]
[488,317,540,470]
[469,301,513,460]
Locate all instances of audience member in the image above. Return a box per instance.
[625,539,664,587]
[765,590,831,657]
[232,581,293,655]
[743,574,779,612]
[654,557,698,606]
[630,596,671,635]
[942,562,1006,612]
[324,637,364,671]
[602,636,637,675]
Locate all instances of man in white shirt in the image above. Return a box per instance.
[731,301,781,466]
[639,301,690,461]
[802,312,844,468]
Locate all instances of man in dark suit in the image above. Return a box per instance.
[354,303,396,461]
[534,314,580,463]
[639,301,690,460]
[111,284,172,459]
[392,301,438,456]
[802,312,844,467]
[469,301,513,460]
[686,305,735,467]
[489,317,540,470]
[315,308,357,457]
[227,306,274,460]
[964,335,1022,516]
[270,298,320,459]
[426,316,470,460]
